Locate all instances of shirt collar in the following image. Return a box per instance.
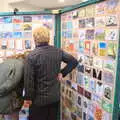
[36,42,48,48]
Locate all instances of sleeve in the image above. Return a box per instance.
[61,50,78,77]
[24,57,35,100]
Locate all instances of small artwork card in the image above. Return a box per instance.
[98,42,107,56]
[103,71,114,84]
[107,42,117,60]
[72,11,79,19]
[13,16,23,23]
[96,82,103,97]
[23,32,32,38]
[78,40,84,53]
[84,76,89,90]
[8,40,15,49]
[76,72,84,86]
[77,54,84,64]
[84,90,92,100]
[0,17,4,23]
[79,30,85,41]
[85,66,92,76]
[16,39,23,50]
[66,22,73,29]
[76,106,82,119]
[77,64,84,73]
[1,40,7,49]
[104,85,112,100]
[105,29,118,41]
[104,59,115,71]
[23,23,32,31]
[25,40,31,49]
[95,106,103,120]
[77,86,84,96]
[3,16,12,23]
[92,42,98,56]
[93,57,103,68]
[89,79,96,93]
[79,19,85,28]
[3,32,12,39]
[23,16,32,22]
[92,68,102,80]
[85,18,95,28]
[86,30,94,40]
[106,15,118,26]
[78,8,86,18]
[84,41,91,55]
[86,5,95,17]
[13,24,22,31]
[77,95,83,107]
[84,56,93,66]
[13,32,22,38]
[95,29,105,41]
[95,17,105,27]
[3,24,13,32]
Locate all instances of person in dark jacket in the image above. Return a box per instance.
[24,27,78,120]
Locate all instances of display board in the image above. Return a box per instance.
[0,14,55,60]
[61,0,120,120]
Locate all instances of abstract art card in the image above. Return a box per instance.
[105,29,118,41]
[86,30,94,40]
[3,16,12,23]
[23,32,32,38]
[94,106,103,120]
[93,57,103,68]
[78,40,84,53]
[13,24,21,31]
[86,5,95,17]
[85,18,95,28]
[107,42,117,59]
[13,16,23,23]
[23,16,32,22]
[84,76,89,90]
[25,40,31,49]
[95,29,105,41]
[104,85,112,100]
[84,56,93,66]
[16,39,23,50]
[76,72,84,86]
[78,8,86,18]
[3,32,12,38]
[0,51,4,57]
[79,19,85,28]
[104,59,115,71]
[89,79,96,93]
[106,15,118,26]
[93,68,102,80]
[79,30,85,41]
[95,2,106,15]
[96,82,103,97]
[1,40,7,49]
[84,41,91,55]
[98,42,107,56]
[95,17,105,27]
[23,23,32,31]
[6,51,14,57]
[92,42,98,56]
[103,71,114,84]
[85,66,92,76]
[9,40,15,49]
[13,32,22,38]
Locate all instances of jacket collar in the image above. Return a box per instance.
[36,42,48,48]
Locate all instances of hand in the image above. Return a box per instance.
[57,73,63,82]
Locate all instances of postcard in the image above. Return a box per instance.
[84,41,91,55]
[72,20,78,29]
[71,82,77,91]
[77,95,82,107]
[86,30,94,40]
[95,17,105,27]
[66,22,73,29]
[3,32,12,38]
[23,16,32,22]
[85,66,91,76]
[3,24,13,32]
[106,15,118,26]
[72,11,78,19]
[104,85,112,100]
[93,57,103,68]
[77,54,84,64]
[105,29,118,40]
[96,82,103,96]
[79,19,85,28]
[102,111,112,120]
[98,42,107,56]
[77,86,84,95]
[103,71,114,84]
[3,16,12,23]
[16,39,23,50]
[84,90,92,100]
[93,68,102,80]
[84,56,93,66]
[85,18,95,28]
[95,29,105,41]
[25,40,31,49]
[92,42,98,56]
[1,40,7,49]
[13,24,21,31]
[13,16,23,23]
[23,32,32,38]
[86,5,95,17]
[107,42,117,59]
[76,106,82,119]
[84,76,89,90]
[13,32,22,38]
[78,40,84,53]
[77,64,84,73]
[76,72,84,86]
[83,112,87,120]
[89,79,96,92]
[104,59,115,71]
[0,17,4,23]
[78,8,86,18]
[9,40,15,49]
[95,106,103,120]
[79,30,85,40]
[23,23,32,31]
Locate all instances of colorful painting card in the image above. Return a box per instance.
[98,42,107,56]
[23,16,32,22]
[13,24,21,31]
[72,20,78,29]
[93,57,103,68]
[89,79,96,92]
[76,72,84,86]
[104,59,115,71]
[3,32,12,38]
[105,29,118,41]
[79,19,85,28]
[84,76,89,90]
[78,40,84,53]
[77,86,84,96]
[106,15,118,26]
[85,66,92,76]
[93,68,102,80]
[78,8,86,18]
[16,39,23,50]
[25,40,31,49]
[1,40,7,49]
[107,42,117,59]
[95,29,105,41]
[95,17,105,27]
[104,85,112,100]
[84,41,91,55]
[66,22,72,29]
[84,56,93,66]
[13,32,22,38]
[92,42,98,56]
[0,17,4,23]
[103,71,114,84]
[13,16,23,23]
[86,30,94,40]
[79,30,85,41]
[84,90,92,100]
[3,17,12,23]
[23,23,32,31]
[95,106,103,120]
[85,18,95,28]
[96,82,103,96]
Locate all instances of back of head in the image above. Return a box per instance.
[33,27,50,45]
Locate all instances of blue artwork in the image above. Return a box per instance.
[99,42,107,49]
[3,32,12,38]
[3,17,12,23]
[13,32,22,38]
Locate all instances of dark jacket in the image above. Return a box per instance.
[0,59,24,114]
[24,44,78,106]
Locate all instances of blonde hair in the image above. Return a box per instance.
[33,27,50,45]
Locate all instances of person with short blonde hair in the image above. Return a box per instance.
[24,27,78,120]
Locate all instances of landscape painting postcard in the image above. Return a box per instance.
[23,23,32,31]
[95,17,105,27]
[84,56,93,66]
[3,16,12,23]
[95,29,105,41]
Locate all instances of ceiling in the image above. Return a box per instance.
[9,0,87,10]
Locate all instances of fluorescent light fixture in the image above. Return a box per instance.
[59,0,64,3]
